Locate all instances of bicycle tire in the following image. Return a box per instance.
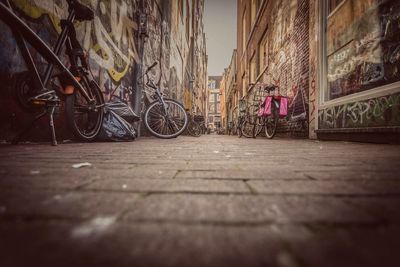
[252,117,263,138]
[264,104,279,139]
[237,118,243,138]
[241,120,254,138]
[187,121,201,137]
[144,98,188,139]
[65,77,104,141]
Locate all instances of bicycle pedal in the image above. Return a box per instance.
[30,99,47,106]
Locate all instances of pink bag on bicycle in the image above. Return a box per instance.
[257,96,272,117]
[279,97,288,116]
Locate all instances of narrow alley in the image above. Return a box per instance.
[1,135,399,267]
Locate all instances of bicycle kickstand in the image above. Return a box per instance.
[48,106,57,146]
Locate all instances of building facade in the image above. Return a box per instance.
[222,49,238,134]
[234,0,400,142]
[0,0,208,140]
[207,76,222,131]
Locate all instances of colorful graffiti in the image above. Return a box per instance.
[259,0,309,136]
[318,93,400,128]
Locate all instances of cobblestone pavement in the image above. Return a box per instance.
[0,135,400,267]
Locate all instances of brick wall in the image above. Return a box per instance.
[237,0,310,138]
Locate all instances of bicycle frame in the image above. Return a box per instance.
[0,0,93,103]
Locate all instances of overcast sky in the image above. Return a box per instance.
[204,0,237,76]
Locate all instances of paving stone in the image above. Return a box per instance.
[0,221,308,267]
[123,194,377,224]
[0,189,140,220]
[247,180,371,195]
[302,170,400,180]
[341,197,400,223]
[83,178,250,193]
[289,226,400,267]
[175,169,308,180]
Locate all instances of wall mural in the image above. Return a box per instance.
[6,0,140,104]
[318,93,400,128]
[259,0,310,136]
[327,0,400,100]
[0,0,203,140]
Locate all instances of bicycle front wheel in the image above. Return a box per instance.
[65,78,104,141]
[144,98,188,139]
[241,120,254,138]
[264,105,279,139]
[237,118,243,138]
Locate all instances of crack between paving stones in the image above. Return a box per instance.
[243,180,258,194]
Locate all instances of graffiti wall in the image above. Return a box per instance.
[257,0,310,136]
[327,0,400,99]
[0,0,207,140]
[318,93,400,128]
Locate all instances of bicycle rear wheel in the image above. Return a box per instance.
[65,77,104,141]
[264,104,278,139]
[144,98,188,139]
[187,121,201,137]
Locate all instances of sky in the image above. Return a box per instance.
[204,0,237,76]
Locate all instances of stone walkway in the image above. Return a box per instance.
[0,135,399,267]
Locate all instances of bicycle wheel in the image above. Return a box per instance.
[65,77,104,141]
[144,98,188,139]
[264,104,278,139]
[252,117,263,138]
[241,120,254,138]
[187,121,201,137]
[237,118,243,138]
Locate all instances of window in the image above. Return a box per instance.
[241,73,247,97]
[324,0,400,100]
[208,80,215,89]
[249,55,257,84]
[242,9,247,52]
[258,30,268,74]
[251,0,258,25]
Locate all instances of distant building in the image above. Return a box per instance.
[207,76,222,131]
[221,50,237,134]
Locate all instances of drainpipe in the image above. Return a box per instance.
[133,0,148,137]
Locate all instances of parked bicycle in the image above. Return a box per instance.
[142,62,188,138]
[185,112,202,137]
[0,0,104,145]
[236,97,257,138]
[253,84,287,139]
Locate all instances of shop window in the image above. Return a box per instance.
[325,0,400,100]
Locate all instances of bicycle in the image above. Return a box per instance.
[185,112,202,137]
[237,97,257,138]
[0,0,104,146]
[142,62,188,139]
[253,84,286,139]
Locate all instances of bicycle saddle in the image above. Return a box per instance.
[69,0,94,21]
